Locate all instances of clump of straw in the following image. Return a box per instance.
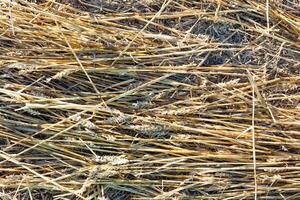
[0,0,300,199]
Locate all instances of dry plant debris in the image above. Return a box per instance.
[0,0,300,199]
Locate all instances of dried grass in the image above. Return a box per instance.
[0,0,300,199]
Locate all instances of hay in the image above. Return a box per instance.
[0,0,300,199]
